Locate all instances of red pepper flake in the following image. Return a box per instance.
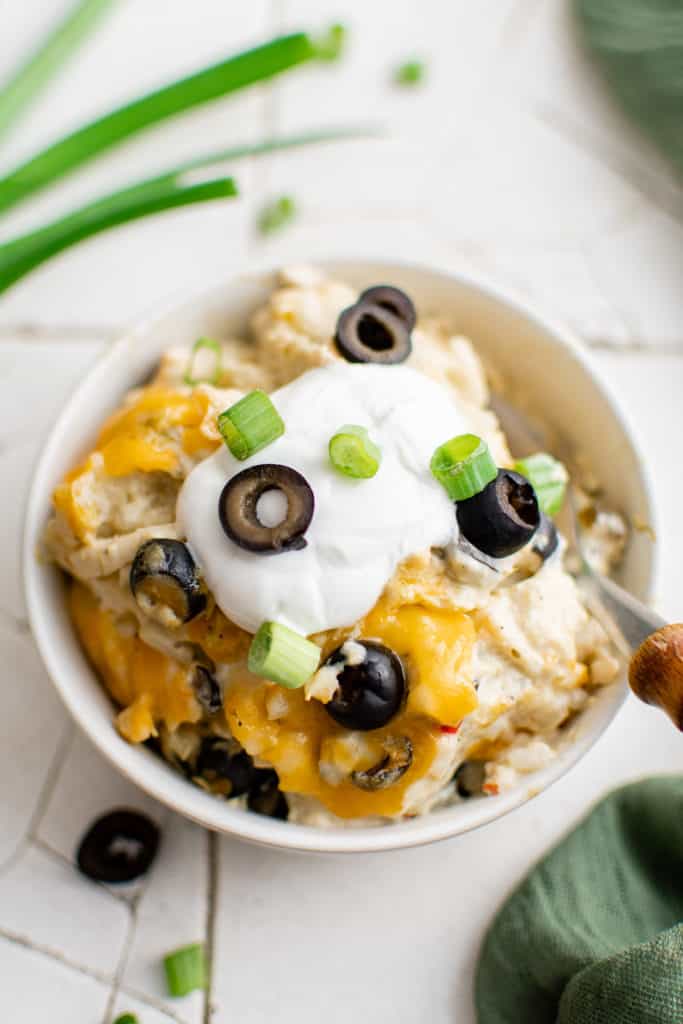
[482,782,499,796]
[440,723,461,735]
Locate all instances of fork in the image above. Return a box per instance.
[491,393,682,728]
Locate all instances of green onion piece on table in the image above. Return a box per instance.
[0,0,115,143]
[430,434,497,501]
[329,424,382,479]
[218,390,284,460]
[0,25,347,215]
[163,943,207,998]
[248,622,321,689]
[183,337,223,388]
[258,195,297,236]
[394,60,425,86]
[112,1014,139,1024]
[514,453,568,517]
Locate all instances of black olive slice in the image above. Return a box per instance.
[456,469,540,559]
[334,301,412,364]
[453,761,485,798]
[192,665,222,713]
[218,464,314,554]
[130,539,206,628]
[76,809,160,884]
[325,641,406,731]
[358,285,417,331]
[351,736,413,791]
[197,738,254,796]
[247,768,289,819]
[532,513,560,562]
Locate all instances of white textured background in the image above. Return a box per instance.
[1,3,682,1022]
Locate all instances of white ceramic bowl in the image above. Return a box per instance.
[23,261,655,854]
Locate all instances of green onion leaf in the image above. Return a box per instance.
[183,338,223,388]
[0,125,378,297]
[0,28,346,215]
[394,60,425,86]
[430,434,497,501]
[258,195,297,236]
[314,23,347,61]
[163,943,207,998]
[329,424,382,479]
[218,390,284,460]
[112,1014,139,1024]
[248,622,320,689]
[514,453,568,517]
[0,174,237,296]
[0,0,115,143]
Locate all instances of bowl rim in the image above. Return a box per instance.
[22,258,656,854]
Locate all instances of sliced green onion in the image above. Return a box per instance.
[218,390,284,460]
[394,60,425,86]
[258,195,297,236]
[0,0,115,143]
[0,27,347,215]
[183,338,223,388]
[163,943,207,998]
[248,622,320,689]
[113,1015,139,1024]
[329,424,382,479]
[514,453,568,517]
[430,433,497,501]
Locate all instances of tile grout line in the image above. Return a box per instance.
[203,831,219,1024]
[0,721,75,879]
[0,925,114,987]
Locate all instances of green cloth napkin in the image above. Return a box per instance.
[576,0,683,176]
[475,777,683,1023]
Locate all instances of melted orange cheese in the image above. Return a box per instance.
[53,387,221,540]
[225,600,477,819]
[70,581,201,742]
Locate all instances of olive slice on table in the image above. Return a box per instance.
[219,464,314,554]
[351,736,413,791]
[247,768,289,820]
[76,809,160,884]
[335,301,412,364]
[197,738,254,796]
[532,513,560,562]
[456,469,540,559]
[192,665,222,714]
[358,285,417,332]
[130,539,206,628]
[325,641,406,731]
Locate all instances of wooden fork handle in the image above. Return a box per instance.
[629,625,683,730]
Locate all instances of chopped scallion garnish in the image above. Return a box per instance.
[248,622,321,689]
[258,195,297,235]
[430,434,497,501]
[329,424,382,479]
[183,338,222,388]
[217,390,284,460]
[514,453,568,517]
[394,60,425,86]
[163,943,207,998]
[113,1014,139,1024]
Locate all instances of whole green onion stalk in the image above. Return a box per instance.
[0,126,374,295]
[0,0,116,143]
[0,25,346,216]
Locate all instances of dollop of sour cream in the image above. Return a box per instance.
[178,363,471,636]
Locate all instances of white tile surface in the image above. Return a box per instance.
[0,936,110,1024]
[1,2,682,1022]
